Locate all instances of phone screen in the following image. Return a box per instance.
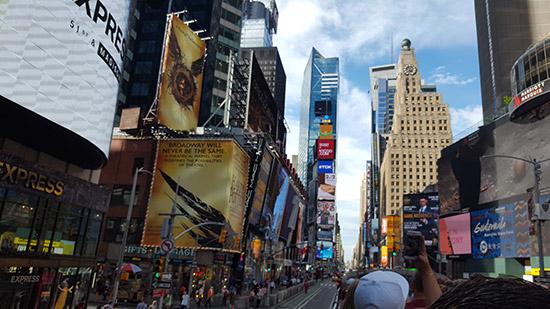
[404,232,422,259]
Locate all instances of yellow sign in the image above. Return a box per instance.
[381,246,388,267]
[142,140,249,252]
[319,124,333,139]
[252,238,262,258]
[205,270,212,280]
[158,14,206,131]
[526,268,550,276]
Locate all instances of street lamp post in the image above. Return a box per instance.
[482,155,550,278]
[112,167,153,304]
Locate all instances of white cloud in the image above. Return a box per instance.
[431,66,477,85]
[450,105,484,137]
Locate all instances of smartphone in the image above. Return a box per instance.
[404,231,422,260]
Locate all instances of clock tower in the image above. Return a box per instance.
[379,39,453,219]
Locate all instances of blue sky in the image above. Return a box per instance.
[272,0,484,262]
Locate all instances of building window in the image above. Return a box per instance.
[131,83,149,96]
[111,185,139,207]
[103,217,144,245]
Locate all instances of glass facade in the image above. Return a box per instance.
[0,188,104,257]
[511,38,550,95]
[298,48,339,186]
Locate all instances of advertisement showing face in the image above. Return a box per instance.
[439,213,471,255]
[158,14,206,132]
[470,202,530,259]
[0,0,131,157]
[403,194,439,247]
[142,140,249,251]
[316,201,335,228]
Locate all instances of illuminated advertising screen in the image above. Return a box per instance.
[317,140,335,159]
[317,161,334,174]
[248,147,273,226]
[0,0,131,158]
[261,159,290,236]
[318,173,336,200]
[316,201,335,228]
[319,124,333,139]
[143,140,249,251]
[158,14,206,132]
[381,246,388,267]
[280,184,300,240]
[317,230,333,241]
[439,99,550,215]
[471,202,530,259]
[381,218,387,234]
[246,55,278,141]
[316,241,333,259]
[440,213,471,255]
[403,193,439,247]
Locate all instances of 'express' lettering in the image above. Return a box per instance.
[0,161,64,196]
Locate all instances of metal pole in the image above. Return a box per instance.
[188,235,199,306]
[159,177,180,309]
[112,167,141,303]
[534,160,546,278]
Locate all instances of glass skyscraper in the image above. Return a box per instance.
[298,47,339,187]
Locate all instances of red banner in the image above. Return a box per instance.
[317,139,335,159]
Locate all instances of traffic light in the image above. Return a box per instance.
[154,271,161,279]
[234,237,241,249]
[219,229,227,243]
[392,252,397,256]
[159,257,165,271]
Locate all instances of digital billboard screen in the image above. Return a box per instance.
[248,147,273,226]
[317,139,335,159]
[318,173,336,200]
[316,241,333,259]
[0,0,131,158]
[471,202,530,259]
[403,193,439,247]
[316,201,335,228]
[317,161,334,174]
[261,159,290,236]
[439,213,471,255]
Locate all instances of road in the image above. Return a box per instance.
[277,280,338,309]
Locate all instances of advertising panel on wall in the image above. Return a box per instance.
[248,147,273,226]
[403,193,439,247]
[381,246,388,267]
[318,173,336,200]
[246,55,278,141]
[0,0,131,165]
[439,99,550,215]
[142,140,249,251]
[440,213,471,255]
[316,241,333,259]
[471,202,530,259]
[317,230,333,241]
[317,140,335,159]
[158,14,206,132]
[261,159,290,236]
[280,184,300,240]
[317,161,334,174]
[316,201,335,228]
[319,124,333,139]
[381,218,387,234]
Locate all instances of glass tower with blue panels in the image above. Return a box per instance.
[298,47,339,186]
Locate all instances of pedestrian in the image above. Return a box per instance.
[180,291,190,309]
[406,271,426,309]
[136,298,148,309]
[180,285,186,298]
[197,286,204,307]
[249,288,256,307]
[304,280,309,294]
[230,285,237,306]
[341,279,359,309]
[353,271,409,309]
[148,300,158,309]
[102,301,114,309]
[270,280,275,293]
[256,286,265,308]
[75,297,87,309]
[222,287,228,306]
[164,292,173,309]
[204,286,213,307]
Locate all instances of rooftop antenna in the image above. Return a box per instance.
[390,32,394,63]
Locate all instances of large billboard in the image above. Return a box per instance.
[318,173,336,200]
[440,213,471,255]
[261,159,290,236]
[471,202,530,259]
[143,140,249,251]
[158,14,206,132]
[319,124,333,139]
[317,139,335,159]
[317,161,334,174]
[316,201,335,228]
[246,55,278,141]
[280,184,300,240]
[0,0,131,157]
[439,99,550,214]
[248,146,273,226]
[316,241,333,259]
[403,194,439,247]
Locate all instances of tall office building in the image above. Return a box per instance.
[380,39,452,217]
[298,48,339,186]
[117,0,243,127]
[475,0,550,121]
[369,64,397,134]
[240,0,278,48]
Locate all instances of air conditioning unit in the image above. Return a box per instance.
[536,199,550,221]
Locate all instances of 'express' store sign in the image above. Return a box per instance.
[0,161,64,196]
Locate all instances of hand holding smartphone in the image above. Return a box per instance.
[404,231,423,260]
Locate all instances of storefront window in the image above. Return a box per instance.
[42,201,60,253]
[0,191,39,251]
[74,208,89,256]
[28,203,46,252]
[82,212,103,256]
[53,267,78,309]
[51,203,80,255]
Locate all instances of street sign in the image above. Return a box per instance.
[153,289,164,298]
[535,276,550,284]
[205,270,212,280]
[162,273,172,280]
[160,239,175,254]
[152,281,172,289]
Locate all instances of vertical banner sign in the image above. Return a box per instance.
[387,216,394,250]
[393,216,401,251]
[158,14,206,132]
[319,124,333,139]
[252,238,262,258]
[143,140,249,251]
[381,246,388,267]
[381,218,388,234]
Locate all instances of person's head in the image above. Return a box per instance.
[411,271,425,298]
[323,204,329,210]
[341,279,359,309]
[419,198,428,207]
[151,300,157,306]
[354,271,409,309]
[140,298,146,303]
[430,276,550,308]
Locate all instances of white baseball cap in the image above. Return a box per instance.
[354,271,409,309]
